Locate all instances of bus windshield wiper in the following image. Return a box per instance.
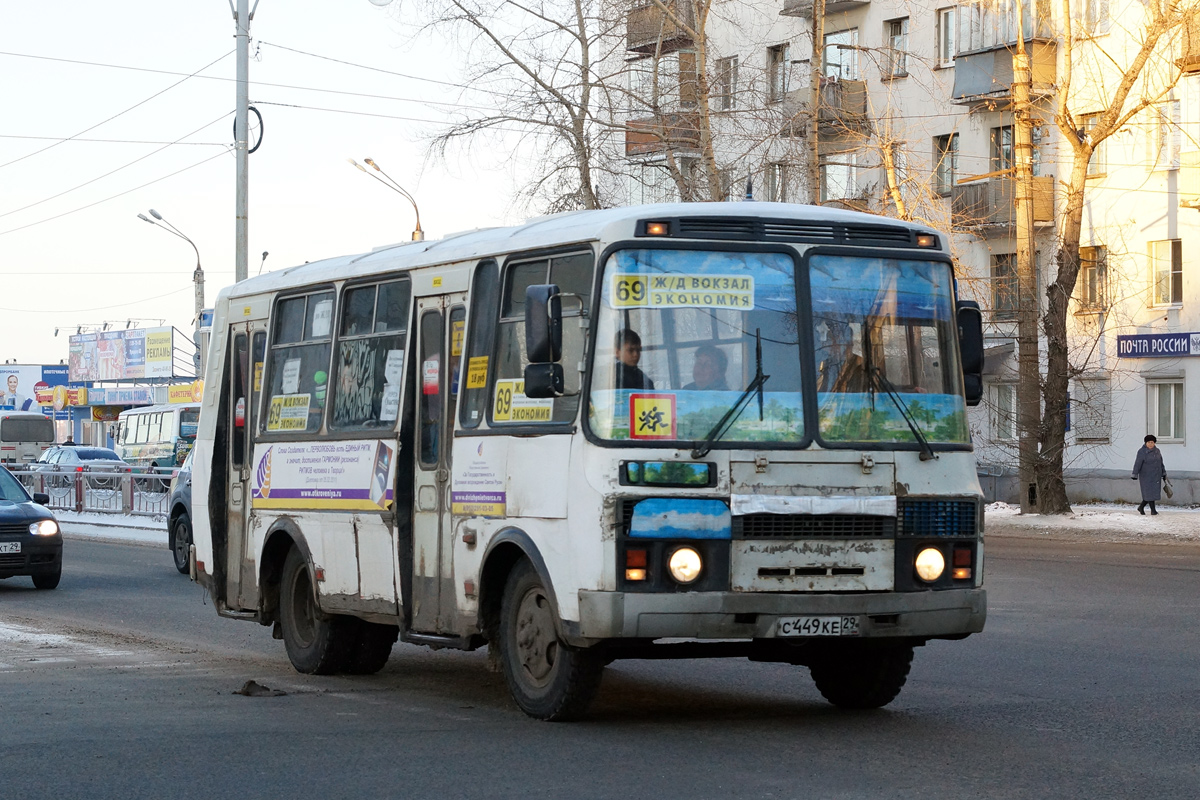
[868,367,937,462]
[691,329,769,459]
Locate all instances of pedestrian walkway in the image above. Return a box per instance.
[56,510,166,547]
[986,502,1200,544]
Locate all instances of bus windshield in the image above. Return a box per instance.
[810,254,968,444]
[588,248,804,445]
[1,416,54,443]
[179,409,199,440]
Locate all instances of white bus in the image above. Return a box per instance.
[0,410,56,465]
[193,203,987,720]
[116,403,201,470]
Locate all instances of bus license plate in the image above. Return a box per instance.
[778,616,860,637]
[0,541,21,554]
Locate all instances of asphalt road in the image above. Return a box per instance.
[1,534,1197,800]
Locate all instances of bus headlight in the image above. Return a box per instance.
[914,547,946,582]
[29,519,59,537]
[668,547,702,584]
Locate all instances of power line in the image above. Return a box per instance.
[259,41,473,92]
[0,134,227,146]
[0,148,231,238]
[251,100,452,125]
[0,286,190,314]
[0,112,233,220]
[0,50,233,172]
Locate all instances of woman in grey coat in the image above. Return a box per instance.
[1131,434,1167,515]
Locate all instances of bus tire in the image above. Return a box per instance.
[170,513,192,574]
[499,561,603,721]
[809,643,914,710]
[279,547,352,675]
[342,620,398,675]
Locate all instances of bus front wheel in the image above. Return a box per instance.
[499,561,603,721]
[808,643,914,709]
[279,547,352,675]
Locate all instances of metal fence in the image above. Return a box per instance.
[12,469,175,517]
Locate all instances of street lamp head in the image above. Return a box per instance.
[137,213,154,224]
[149,209,163,221]
[364,157,381,172]
[348,158,367,172]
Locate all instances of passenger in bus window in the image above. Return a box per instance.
[683,345,729,391]
[614,329,654,390]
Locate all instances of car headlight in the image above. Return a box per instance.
[667,546,703,584]
[914,547,946,582]
[29,519,59,537]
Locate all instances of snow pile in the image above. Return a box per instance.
[986,501,1200,543]
[55,510,167,547]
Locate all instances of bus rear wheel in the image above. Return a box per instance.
[499,561,603,721]
[279,547,352,675]
[809,643,914,709]
[342,620,398,675]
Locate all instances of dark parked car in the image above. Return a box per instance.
[32,445,132,489]
[167,449,193,574]
[0,464,62,589]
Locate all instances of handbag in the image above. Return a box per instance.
[1163,477,1174,499]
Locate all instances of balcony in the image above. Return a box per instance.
[625,113,701,157]
[628,2,694,54]
[781,0,870,17]
[778,80,869,139]
[952,175,1054,230]
[951,40,1057,105]
[1179,16,1200,73]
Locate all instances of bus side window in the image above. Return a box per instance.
[232,333,249,467]
[418,311,443,467]
[460,260,499,429]
[329,278,411,431]
[262,291,335,435]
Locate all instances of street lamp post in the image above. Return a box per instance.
[348,158,424,241]
[138,209,205,373]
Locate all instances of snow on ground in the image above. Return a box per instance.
[55,510,166,547]
[986,502,1200,544]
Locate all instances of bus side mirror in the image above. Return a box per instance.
[957,300,984,407]
[525,284,562,364]
[524,363,565,398]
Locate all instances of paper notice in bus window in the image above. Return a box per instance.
[612,274,754,310]
[266,393,310,431]
[311,299,333,338]
[383,350,404,384]
[422,359,439,395]
[281,358,301,394]
[629,393,677,439]
[451,319,465,357]
[379,382,400,422]
[466,356,489,389]
[492,379,553,422]
[254,361,263,392]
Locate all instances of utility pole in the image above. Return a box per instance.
[809,0,825,204]
[1012,4,1039,512]
[233,0,255,284]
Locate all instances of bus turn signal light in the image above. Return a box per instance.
[625,568,648,581]
[952,568,972,580]
[644,221,669,236]
[625,549,647,568]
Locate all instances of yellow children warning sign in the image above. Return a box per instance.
[612,274,754,310]
[629,393,677,439]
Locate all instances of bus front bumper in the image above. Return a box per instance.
[573,588,986,643]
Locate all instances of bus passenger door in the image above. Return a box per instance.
[225,321,268,610]
[411,294,466,633]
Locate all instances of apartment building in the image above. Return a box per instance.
[609,0,1200,504]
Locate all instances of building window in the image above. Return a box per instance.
[934,133,958,195]
[766,162,788,202]
[820,154,858,202]
[1151,239,1183,305]
[1149,101,1181,170]
[715,56,738,111]
[1080,0,1110,35]
[1081,113,1106,176]
[823,29,860,80]
[1072,377,1111,442]
[992,383,1016,441]
[1148,381,1184,441]
[1077,245,1107,310]
[767,44,790,104]
[885,18,909,78]
[991,253,1018,320]
[937,7,957,67]
[990,125,1013,173]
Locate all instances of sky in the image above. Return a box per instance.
[0,0,527,367]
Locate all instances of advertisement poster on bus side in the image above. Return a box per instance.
[250,440,396,511]
[450,438,507,517]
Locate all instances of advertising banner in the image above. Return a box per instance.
[68,327,175,381]
[168,380,204,403]
[451,438,508,517]
[1116,332,1200,358]
[250,440,396,511]
[2,364,69,420]
[98,387,155,405]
